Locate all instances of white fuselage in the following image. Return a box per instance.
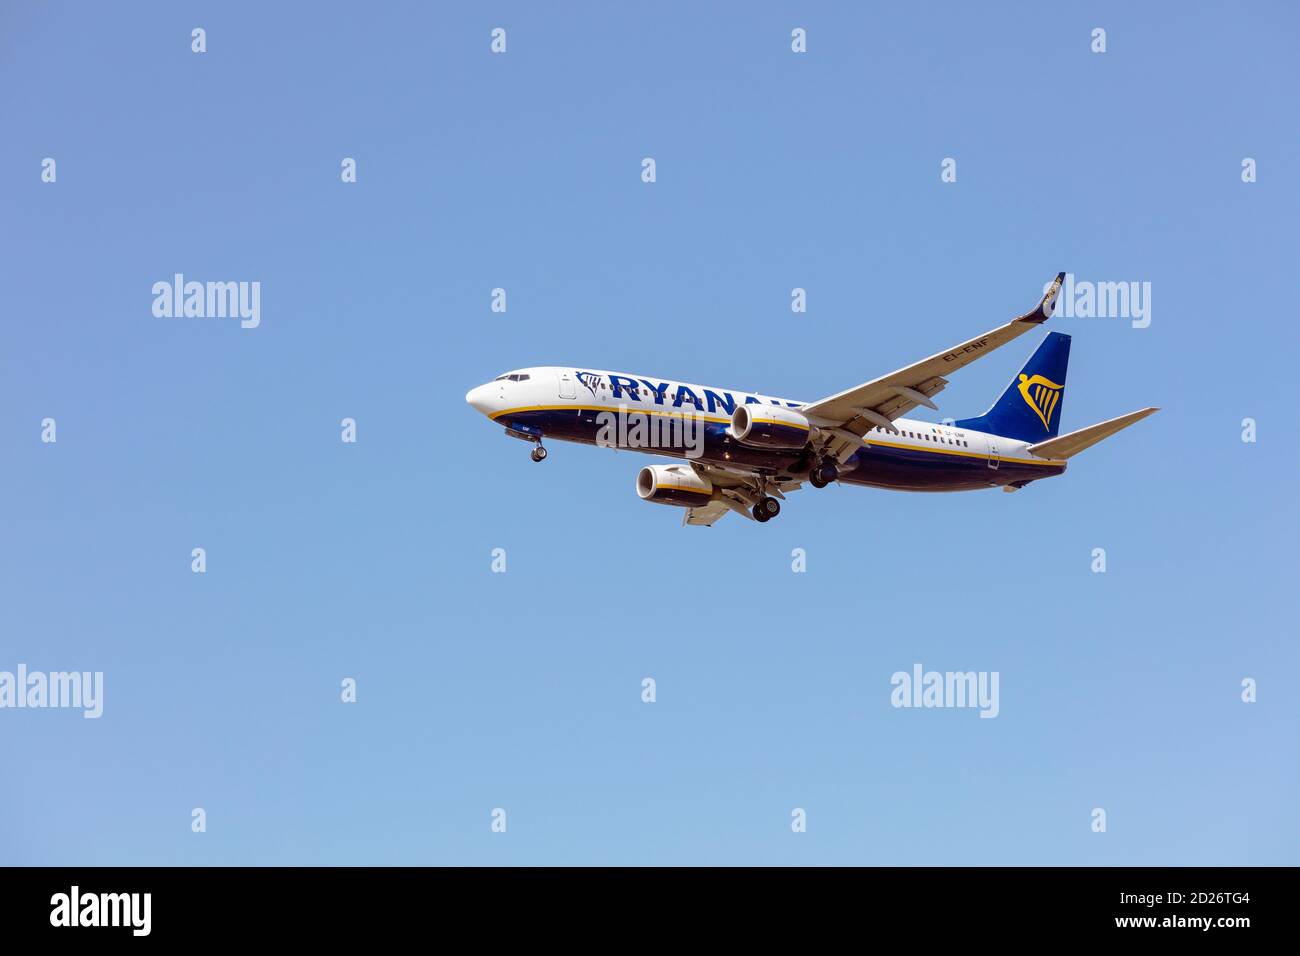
[466,366,1067,493]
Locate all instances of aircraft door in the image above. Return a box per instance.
[557,370,576,399]
[986,436,999,470]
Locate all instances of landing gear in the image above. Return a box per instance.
[530,445,548,462]
[752,496,781,522]
[808,460,838,488]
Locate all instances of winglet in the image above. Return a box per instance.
[1017,272,1066,324]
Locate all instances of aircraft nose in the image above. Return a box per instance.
[465,383,495,416]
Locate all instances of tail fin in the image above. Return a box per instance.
[954,331,1070,442]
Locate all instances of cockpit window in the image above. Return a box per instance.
[514,374,530,381]
[494,373,531,382]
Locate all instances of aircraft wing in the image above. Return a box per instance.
[801,273,1064,462]
[680,464,807,526]
[682,500,731,527]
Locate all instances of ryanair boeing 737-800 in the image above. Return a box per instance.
[465,274,1158,526]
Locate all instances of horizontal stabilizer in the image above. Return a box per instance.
[1027,407,1159,460]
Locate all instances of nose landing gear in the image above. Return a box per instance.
[503,426,548,461]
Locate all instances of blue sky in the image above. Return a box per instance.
[2,1,1297,865]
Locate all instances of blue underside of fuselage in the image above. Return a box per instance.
[498,409,1065,492]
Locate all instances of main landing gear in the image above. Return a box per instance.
[752,496,781,522]
[530,444,548,462]
[808,460,838,489]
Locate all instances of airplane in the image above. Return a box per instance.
[464,273,1159,526]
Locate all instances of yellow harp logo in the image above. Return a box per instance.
[1017,374,1063,430]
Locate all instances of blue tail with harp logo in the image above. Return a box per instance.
[955,332,1071,442]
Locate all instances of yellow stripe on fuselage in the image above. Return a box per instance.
[864,436,1064,467]
[490,403,732,424]
[490,404,1065,467]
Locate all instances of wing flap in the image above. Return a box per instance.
[682,499,731,526]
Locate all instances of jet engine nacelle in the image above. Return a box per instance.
[636,464,713,508]
[729,404,812,450]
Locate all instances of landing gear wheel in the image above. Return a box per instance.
[809,461,838,488]
[753,497,780,521]
[531,445,548,462]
